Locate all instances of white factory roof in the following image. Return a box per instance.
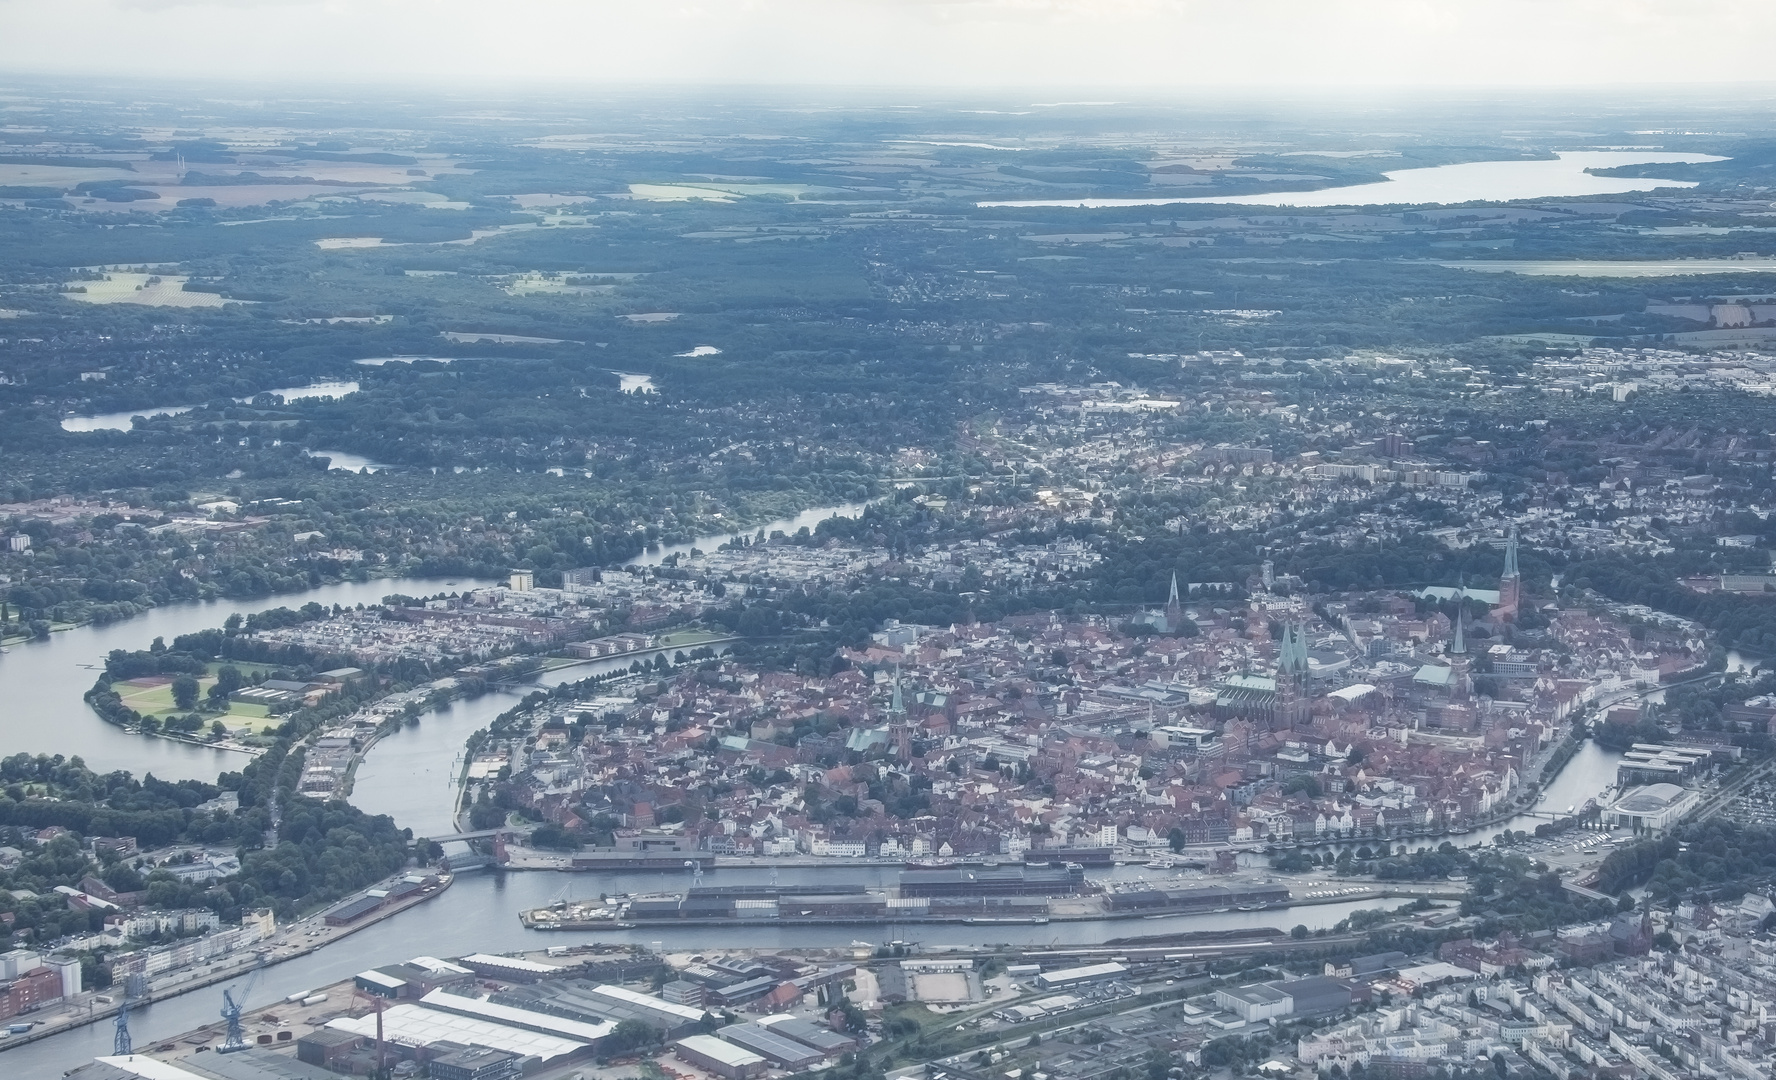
[460,952,562,974]
[355,969,406,990]
[1038,961,1128,982]
[677,1033,768,1068]
[328,1002,587,1062]
[409,955,473,975]
[94,1058,209,1080]
[419,988,617,1041]
[1396,962,1478,985]
[589,982,708,1021]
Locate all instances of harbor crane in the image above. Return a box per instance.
[113,972,147,1056]
[219,954,268,1053]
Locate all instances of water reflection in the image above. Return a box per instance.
[628,503,872,566]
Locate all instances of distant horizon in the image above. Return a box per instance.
[7,73,1776,96]
[2,0,1774,91]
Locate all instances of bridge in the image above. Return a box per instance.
[1561,878,1612,903]
[421,826,534,844]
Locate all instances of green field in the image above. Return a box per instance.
[113,675,282,733]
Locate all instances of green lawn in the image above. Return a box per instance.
[114,676,281,732]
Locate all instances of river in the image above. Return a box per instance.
[626,502,871,567]
[4,857,1384,1076]
[0,576,488,783]
[0,501,871,785]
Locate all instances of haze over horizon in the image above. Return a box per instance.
[1,0,1773,91]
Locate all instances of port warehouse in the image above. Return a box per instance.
[85,952,860,1079]
[73,1048,377,1080]
[625,864,1085,922]
[1035,962,1132,990]
[319,874,436,926]
[1102,883,1292,914]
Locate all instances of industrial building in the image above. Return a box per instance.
[72,1050,337,1080]
[324,987,614,1070]
[1102,883,1290,913]
[488,979,708,1037]
[899,863,1084,898]
[456,953,564,983]
[717,1022,826,1069]
[674,1033,769,1080]
[428,1045,524,1080]
[754,1013,860,1055]
[1616,743,1714,786]
[1035,962,1129,990]
[1214,976,1354,1023]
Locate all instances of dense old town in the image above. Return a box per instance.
[460,528,1726,866]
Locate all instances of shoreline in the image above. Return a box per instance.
[0,870,455,1056]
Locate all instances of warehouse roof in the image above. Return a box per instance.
[460,952,561,974]
[419,988,617,1042]
[677,1034,767,1069]
[587,982,707,1022]
[327,1002,587,1062]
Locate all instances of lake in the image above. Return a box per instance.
[1441,258,1776,277]
[61,383,361,432]
[235,380,359,403]
[305,449,387,473]
[60,406,192,433]
[978,151,1724,209]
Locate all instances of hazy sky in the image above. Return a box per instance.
[0,0,1770,89]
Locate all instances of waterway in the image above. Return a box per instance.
[60,383,361,432]
[349,655,697,839]
[4,861,1384,1077]
[0,576,486,783]
[978,151,1724,209]
[0,501,868,786]
[627,502,872,567]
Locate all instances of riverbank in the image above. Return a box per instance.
[0,869,454,1056]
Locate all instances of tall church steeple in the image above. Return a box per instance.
[887,663,910,762]
[1276,621,1311,728]
[1497,525,1521,622]
[1165,571,1183,633]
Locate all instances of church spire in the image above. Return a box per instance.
[1164,571,1183,633]
[1497,525,1522,623]
[888,663,905,717]
[1452,576,1466,656]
